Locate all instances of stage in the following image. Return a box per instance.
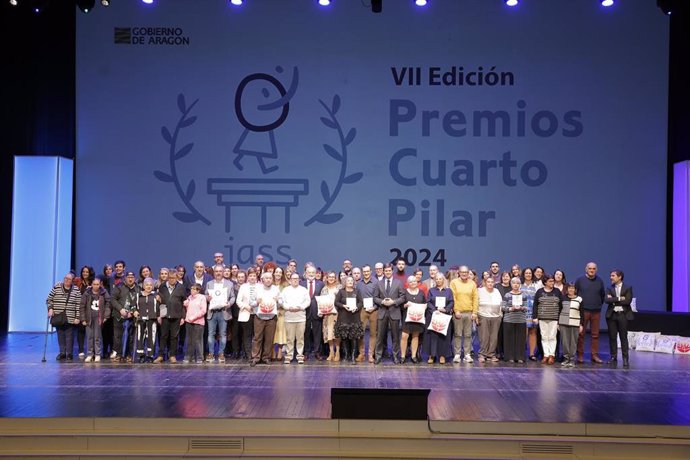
[1,333,689,458]
[2,333,690,422]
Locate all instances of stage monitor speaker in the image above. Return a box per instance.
[331,388,430,420]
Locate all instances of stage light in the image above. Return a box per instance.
[101,0,110,6]
[371,0,381,13]
[31,0,47,13]
[230,0,243,5]
[657,0,674,15]
[9,0,18,6]
[318,0,330,6]
[415,0,427,6]
[601,0,614,7]
[142,0,153,5]
[505,0,519,6]
[77,0,95,13]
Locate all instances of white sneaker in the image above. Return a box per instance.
[84,356,93,363]
[453,354,461,363]
[110,351,117,359]
[94,356,101,362]
[78,352,85,358]
[464,354,474,363]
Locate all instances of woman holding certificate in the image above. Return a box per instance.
[401,276,426,364]
[502,277,527,363]
[334,276,364,365]
[425,273,453,364]
[318,272,341,361]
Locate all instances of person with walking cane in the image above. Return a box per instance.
[46,273,82,361]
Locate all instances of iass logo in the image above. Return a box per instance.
[113,27,190,46]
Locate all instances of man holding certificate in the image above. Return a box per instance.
[205,265,235,363]
[280,273,310,364]
[373,263,406,364]
[249,272,280,366]
[356,265,378,363]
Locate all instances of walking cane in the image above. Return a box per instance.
[41,315,51,363]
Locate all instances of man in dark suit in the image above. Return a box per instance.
[373,263,406,364]
[301,264,325,360]
[155,269,187,364]
[605,269,634,368]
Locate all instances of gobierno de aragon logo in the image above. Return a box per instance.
[114,27,190,46]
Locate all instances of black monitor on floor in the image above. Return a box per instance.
[331,388,430,420]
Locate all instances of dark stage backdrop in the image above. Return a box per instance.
[75,1,668,307]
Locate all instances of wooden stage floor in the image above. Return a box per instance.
[1,333,689,425]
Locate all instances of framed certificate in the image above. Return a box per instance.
[435,296,446,309]
[238,310,250,323]
[209,287,227,309]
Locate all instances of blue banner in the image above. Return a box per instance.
[76,0,668,308]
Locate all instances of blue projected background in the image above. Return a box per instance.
[76,1,668,308]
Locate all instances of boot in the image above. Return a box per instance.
[350,340,357,365]
[340,342,349,363]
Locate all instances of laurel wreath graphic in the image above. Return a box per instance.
[304,94,362,226]
[155,94,211,226]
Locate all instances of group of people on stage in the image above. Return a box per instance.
[46,254,635,368]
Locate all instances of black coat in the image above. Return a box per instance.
[158,282,187,319]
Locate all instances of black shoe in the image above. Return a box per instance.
[374,358,381,365]
[623,358,629,368]
[249,360,257,367]
[608,357,618,364]
[56,353,66,361]
[66,354,73,361]
[393,359,401,365]
[411,357,419,364]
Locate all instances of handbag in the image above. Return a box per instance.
[50,311,67,327]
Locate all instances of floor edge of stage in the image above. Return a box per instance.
[0,418,688,459]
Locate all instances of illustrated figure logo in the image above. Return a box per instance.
[232,66,299,174]
[158,68,361,233]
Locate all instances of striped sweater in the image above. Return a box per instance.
[501,292,527,324]
[534,288,562,321]
[46,283,82,323]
